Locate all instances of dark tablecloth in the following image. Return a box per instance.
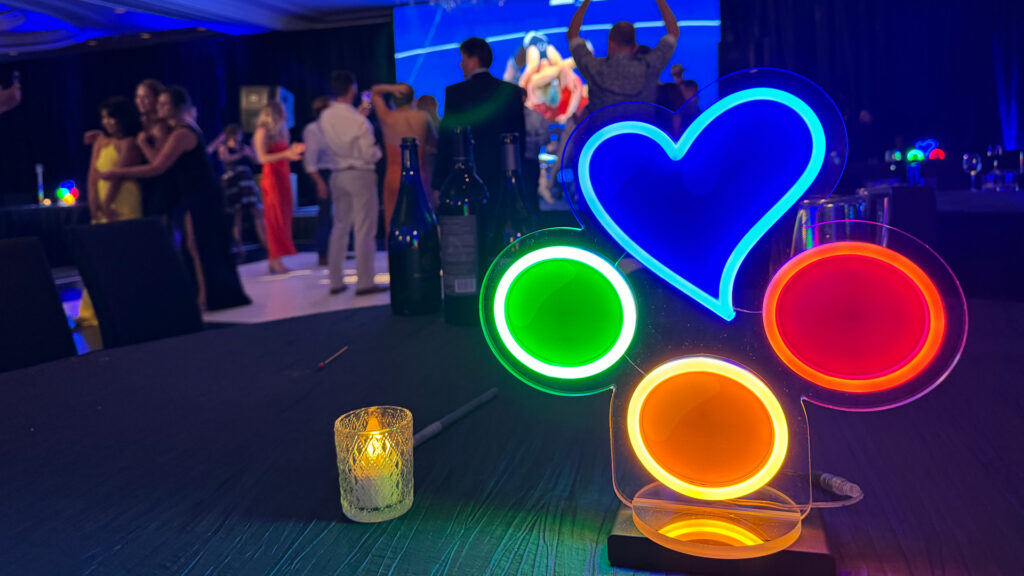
[932,190,1024,301]
[0,204,90,266]
[1,303,1022,574]
[936,189,1024,213]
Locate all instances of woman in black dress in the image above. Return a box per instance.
[99,86,250,311]
[134,79,175,220]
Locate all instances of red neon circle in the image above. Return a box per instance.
[763,242,945,393]
[928,148,946,160]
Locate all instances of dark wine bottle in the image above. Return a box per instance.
[437,126,490,326]
[499,133,536,248]
[388,137,441,315]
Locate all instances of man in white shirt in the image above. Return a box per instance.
[302,96,338,266]
[319,71,387,295]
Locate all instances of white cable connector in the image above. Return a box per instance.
[817,472,863,499]
[810,471,864,508]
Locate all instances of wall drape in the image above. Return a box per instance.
[720,0,1023,156]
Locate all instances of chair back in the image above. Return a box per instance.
[0,237,76,372]
[70,219,203,348]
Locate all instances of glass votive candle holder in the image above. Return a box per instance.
[334,406,414,523]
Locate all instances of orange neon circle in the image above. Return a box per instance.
[627,357,789,501]
[763,242,946,393]
[640,371,775,488]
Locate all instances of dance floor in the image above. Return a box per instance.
[202,251,392,325]
[61,251,392,353]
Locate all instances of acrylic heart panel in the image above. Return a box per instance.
[563,68,848,321]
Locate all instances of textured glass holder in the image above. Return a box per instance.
[334,406,414,523]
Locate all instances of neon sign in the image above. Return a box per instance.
[477,69,967,559]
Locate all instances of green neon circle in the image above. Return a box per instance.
[491,246,637,384]
[506,259,624,366]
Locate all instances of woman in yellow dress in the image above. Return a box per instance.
[75,97,144,327]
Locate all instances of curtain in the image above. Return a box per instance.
[720,0,1021,154]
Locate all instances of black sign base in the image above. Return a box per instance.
[607,505,836,576]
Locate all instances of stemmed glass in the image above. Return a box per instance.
[962,153,982,191]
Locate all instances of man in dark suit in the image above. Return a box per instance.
[432,37,526,207]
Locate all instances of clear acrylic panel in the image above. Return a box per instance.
[762,220,968,411]
[608,354,812,559]
[478,227,639,396]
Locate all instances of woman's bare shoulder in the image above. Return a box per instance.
[150,120,173,137]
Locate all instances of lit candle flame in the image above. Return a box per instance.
[360,411,394,467]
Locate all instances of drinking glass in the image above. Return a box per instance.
[962,153,982,191]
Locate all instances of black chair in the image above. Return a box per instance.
[69,219,203,348]
[0,237,76,373]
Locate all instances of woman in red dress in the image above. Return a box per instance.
[253,102,304,274]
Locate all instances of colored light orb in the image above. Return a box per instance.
[627,356,789,501]
[54,180,78,205]
[763,241,945,393]
[928,148,946,160]
[906,149,925,162]
[658,518,766,547]
[492,246,636,382]
[893,150,903,162]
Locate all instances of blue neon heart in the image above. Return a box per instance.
[914,139,938,157]
[578,88,827,320]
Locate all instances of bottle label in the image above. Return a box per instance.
[439,215,478,295]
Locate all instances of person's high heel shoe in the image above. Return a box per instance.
[268,261,291,275]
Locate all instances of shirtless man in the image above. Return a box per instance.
[370,83,438,226]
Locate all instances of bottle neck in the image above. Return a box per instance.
[501,143,520,173]
[393,145,433,227]
[452,145,475,170]
[452,129,475,169]
[401,144,420,175]
[503,172,529,219]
